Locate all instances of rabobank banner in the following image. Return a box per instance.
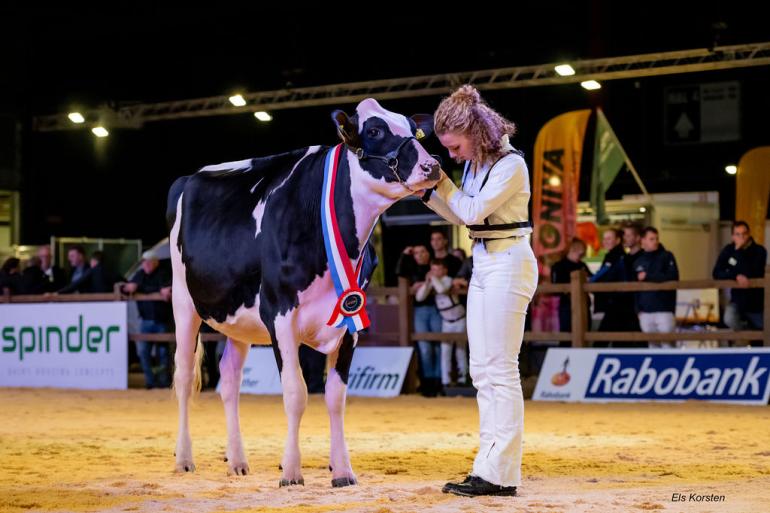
[0,302,128,389]
[234,346,413,398]
[534,348,770,405]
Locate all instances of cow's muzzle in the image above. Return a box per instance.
[421,156,441,181]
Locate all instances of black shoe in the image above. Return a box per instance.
[442,476,517,497]
[442,474,474,493]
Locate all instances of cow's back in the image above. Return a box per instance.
[174,149,311,321]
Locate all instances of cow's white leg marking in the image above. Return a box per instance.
[274,313,307,485]
[219,338,250,475]
[326,346,357,485]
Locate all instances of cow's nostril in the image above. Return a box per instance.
[421,159,440,172]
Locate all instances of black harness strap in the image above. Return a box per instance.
[462,150,531,235]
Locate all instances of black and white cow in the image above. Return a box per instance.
[166,98,439,487]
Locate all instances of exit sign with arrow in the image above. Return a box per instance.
[664,82,740,145]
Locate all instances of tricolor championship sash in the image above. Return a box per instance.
[321,144,371,334]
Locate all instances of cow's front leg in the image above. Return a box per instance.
[219,338,250,476]
[326,332,357,487]
[271,317,307,486]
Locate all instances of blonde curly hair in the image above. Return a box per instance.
[434,84,517,164]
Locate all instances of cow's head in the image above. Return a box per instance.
[332,99,440,198]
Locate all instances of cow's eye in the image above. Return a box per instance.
[367,128,381,138]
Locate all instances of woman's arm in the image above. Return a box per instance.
[433,155,527,225]
[423,189,465,225]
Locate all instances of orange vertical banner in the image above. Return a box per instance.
[736,147,770,245]
[532,110,591,259]
[531,110,591,332]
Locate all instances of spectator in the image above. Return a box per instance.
[451,248,467,262]
[622,223,644,278]
[66,246,90,285]
[19,257,49,294]
[122,251,173,388]
[37,245,67,291]
[58,251,122,294]
[713,220,767,331]
[451,248,472,307]
[590,228,640,346]
[398,244,442,397]
[416,259,468,388]
[551,238,592,334]
[634,227,679,347]
[430,229,462,277]
[0,257,22,294]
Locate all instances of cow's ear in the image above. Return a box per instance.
[410,114,434,140]
[332,110,359,146]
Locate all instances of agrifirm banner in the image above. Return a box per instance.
[534,348,770,405]
[0,302,128,389]
[236,346,413,398]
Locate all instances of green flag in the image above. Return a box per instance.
[591,109,627,225]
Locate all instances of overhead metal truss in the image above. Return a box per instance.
[33,41,770,132]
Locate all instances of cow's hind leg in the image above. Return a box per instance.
[326,331,357,487]
[219,337,250,475]
[172,287,203,473]
[269,316,307,487]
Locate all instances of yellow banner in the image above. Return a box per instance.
[736,147,770,244]
[532,110,591,259]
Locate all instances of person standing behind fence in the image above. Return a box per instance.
[58,251,122,294]
[0,257,22,294]
[20,257,49,294]
[634,227,679,348]
[121,251,173,389]
[397,244,443,397]
[37,245,67,292]
[451,248,472,308]
[550,238,592,336]
[621,223,644,334]
[430,229,462,277]
[65,246,90,285]
[590,228,639,346]
[416,259,468,388]
[712,220,767,332]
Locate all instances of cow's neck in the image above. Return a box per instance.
[344,151,397,253]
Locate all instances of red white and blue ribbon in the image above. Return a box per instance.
[321,144,370,333]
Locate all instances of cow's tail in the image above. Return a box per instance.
[192,333,204,396]
[171,333,205,401]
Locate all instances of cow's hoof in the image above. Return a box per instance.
[279,478,305,487]
[227,463,250,476]
[174,462,196,473]
[332,477,357,488]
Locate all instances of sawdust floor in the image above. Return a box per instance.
[1,389,769,513]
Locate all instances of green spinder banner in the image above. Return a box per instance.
[1,302,128,389]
